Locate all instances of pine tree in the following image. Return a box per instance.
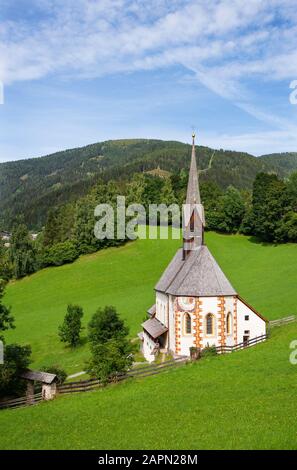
[9,224,36,278]
[160,178,177,206]
[0,239,13,281]
[126,174,147,206]
[0,280,14,342]
[219,186,245,233]
[252,173,289,242]
[43,209,58,247]
[58,304,84,347]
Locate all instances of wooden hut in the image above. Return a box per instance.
[20,369,58,402]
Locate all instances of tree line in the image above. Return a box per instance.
[2,170,297,281]
[2,138,295,231]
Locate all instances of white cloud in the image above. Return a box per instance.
[202,129,297,156]
[1,0,296,85]
[1,0,297,154]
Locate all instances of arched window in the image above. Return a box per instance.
[206,313,215,335]
[226,312,232,335]
[184,313,192,334]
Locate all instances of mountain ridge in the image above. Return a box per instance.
[0,139,296,230]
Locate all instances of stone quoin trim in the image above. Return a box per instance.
[198,299,203,348]
[195,297,203,349]
[174,300,181,355]
[233,296,238,344]
[217,296,226,346]
[192,299,198,347]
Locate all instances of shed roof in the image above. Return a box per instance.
[155,245,237,297]
[20,369,58,384]
[147,304,156,317]
[142,318,168,339]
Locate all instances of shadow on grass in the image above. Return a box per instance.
[247,235,280,247]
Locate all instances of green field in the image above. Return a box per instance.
[0,322,296,449]
[4,230,297,374]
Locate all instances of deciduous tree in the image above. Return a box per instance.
[88,306,129,346]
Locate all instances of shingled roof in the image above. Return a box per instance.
[147,304,156,317]
[142,317,168,339]
[155,245,237,297]
[20,369,58,384]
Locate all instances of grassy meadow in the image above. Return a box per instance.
[4,230,297,374]
[0,322,296,449]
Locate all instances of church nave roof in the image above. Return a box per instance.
[155,245,237,297]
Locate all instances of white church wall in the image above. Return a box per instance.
[225,296,235,347]
[175,297,197,356]
[175,296,231,356]
[225,331,234,346]
[157,294,266,359]
[155,291,168,326]
[179,316,195,356]
[237,298,266,344]
[168,295,176,354]
[142,331,157,363]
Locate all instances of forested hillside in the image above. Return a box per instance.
[1,138,296,229]
[260,152,297,173]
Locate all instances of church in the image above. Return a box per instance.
[140,134,267,362]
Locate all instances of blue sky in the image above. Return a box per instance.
[1,0,297,162]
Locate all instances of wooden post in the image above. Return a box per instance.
[26,381,35,405]
[190,347,201,361]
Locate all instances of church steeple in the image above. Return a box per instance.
[186,133,201,205]
[182,133,205,259]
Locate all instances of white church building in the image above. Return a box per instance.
[141,134,267,362]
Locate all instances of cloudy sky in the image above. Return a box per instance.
[1,0,297,162]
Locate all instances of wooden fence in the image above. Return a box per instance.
[215,334,267,354]
[57,356,188,395]
[0,392,43,410]
[269,315,296,327]
[58,335,269,395]
[0,333,270,407]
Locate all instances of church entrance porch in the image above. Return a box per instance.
[157,331,168,350]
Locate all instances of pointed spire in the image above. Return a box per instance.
[186,133,201,205]
[182,133,205,259]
